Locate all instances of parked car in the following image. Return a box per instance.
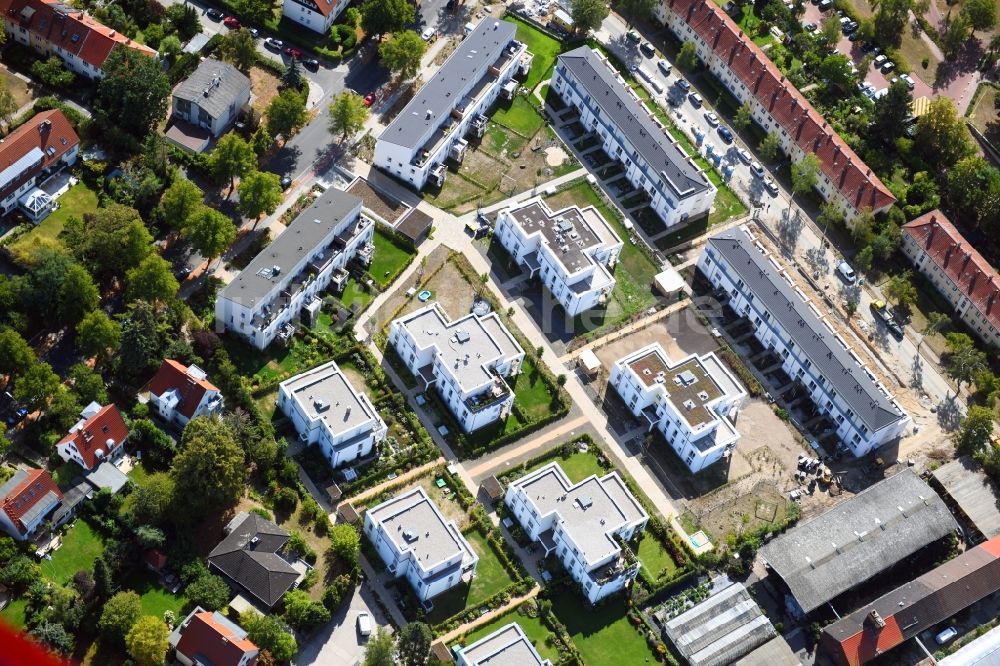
[264,37,283,51]
[247,27,259,38]
[280,175,292,189]
[900,73,915,89]
[303,58,320,70]
[737,148,752,164]
[873,54,887,67]
[675,79,691,92]
[880,60,895,73]
[284,46,302,59]
[357,612,373,638]
[688,91,703,106]
[421,26,435,41]
[223,15,240,28]
[837,261,857,284]
[5,408,28,427]
[717,126,733,142]
[804,22,816,32]
[640,42,656,58]
[763,177,779,195]
[206,8,224,20]
[750,161,765,178]
[175,266,192,279]
[704,111,719,126]
[363,92,376,107]
[657,58,672,75]
[626,30,641,43]
[818,0,833,9]
[870,301,904,340]
[936,628,958,645]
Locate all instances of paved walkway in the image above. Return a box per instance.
[437,586,541,645]
[339,456,446,508]
[464,415,591,480]
[359,553,408,627]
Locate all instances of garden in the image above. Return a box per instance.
[6,181,100,266]
[549,589,664,665]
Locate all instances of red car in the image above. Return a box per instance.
[223,15,240,28]
[363,93,376,107]
[284,46,302,59]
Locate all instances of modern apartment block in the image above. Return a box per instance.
[374,18,532,190]
[455,623,552,666]
[278,360,387,469]
[610,343,747,473]
[505,462,648,603]
[388,302,525,433]
[215,188,373,350]
[655,0,894,221]
[364,487,479,603]
[698,226,910,456]
[494,196,623,316]
[901,210,1000,349]
[551,46,716,230]
[281,0,346,34]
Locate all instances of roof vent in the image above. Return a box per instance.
[867,610,886,630]
[314,398,329,413]
[455,330,471,343]
[402,529,418,542]
[578,496,593,509]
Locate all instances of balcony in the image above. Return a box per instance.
[429,164,447,187]
[449,138,468,164]
[468,114,488,139]
[465,376,512,413]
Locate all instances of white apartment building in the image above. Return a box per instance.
[215,188,373,350]
[281,0,345,34]
[455,623,552,666]
[278,360,387,469]
[374,18,532,190]
[364,487,479,603]
[610,343,747,473]
[505,462,648,603]
[389,303,525,433]
[655,0,895,221]
[552,46,716,230]
[901,210,1000,350]
[495,197,623,317]
[698,226,910,456]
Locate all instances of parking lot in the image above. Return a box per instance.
[293,584,388,666]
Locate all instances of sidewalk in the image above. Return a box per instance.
[436,586,540,645]
[557,297,692,365]
[359,553,408,627]
[340,456,445,508]
[463,415,590,480]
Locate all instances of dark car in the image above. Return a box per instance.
[639,41,656,57]
[175,266,192,279]
[303,58,320,70]
[280,175,292,189]
[206,8,224,20]
[6,408,28,427]
[675,79,691,92]
[264,37,283,51]
[717,125,733,142]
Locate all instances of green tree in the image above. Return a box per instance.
[844,298,859,320]
[117,301,168,378]
[134,525,166,549]
[30,622,73,655]
[211,133,257,194]
[171,417,246,514]
[328,91,369,140]
[396,622,432,666]
[126,615,169,666]
[159,35,183,60]
[93,557,113,600]
[733,101,753,130]
[46,387,82,432]
[238,171,284,224]
[0,556,41,591]
[379,30,427,80]
[14,362,60,413]
[236,0,275,25]
[915,96,974,169]
[0,327,34,378]
[364,627,396,666]
[618,0,656,26]
[184,207,237,269]
[243,611,298,662]
[791,153,821,195]
[283,589,332,631]
[218,28,258,72]
[820,16,842,45]
[185,570,233,610]
[282,57,303,90]
[922,311,949,342]
[157,177,204,229]
[329,523,361,567]
[975,370,1000,407]
[31,56,76,88]
[677,41,700,71]
[360,0,415,36]
[871,0,914,45]
[957,405,995,453]
[95,47,170,143]
[946,156,1000,230]
[266,89,308,142]
[166,4,201,41]
[0,82,17,127]
[68,362,107,405]
[818,53,856,92]
[99,591,144,642]
[74,204,154,281]
[963,0,996,35]
[946,332,987,389]
[126,255,180,304]
[757,132,782,162]
[884,271,917,310]
[77,310,122,365]
[570,0,609,33]
[122,472,176,526]
[128,420,177,470]
[942,12,972,58]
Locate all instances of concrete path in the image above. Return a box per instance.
[339,456,446,508]
[437,586,541,645]
[463,415,591,480]
[359,553,408,627]
[557,298,693,365]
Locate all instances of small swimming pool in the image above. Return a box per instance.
[418,290,432,302]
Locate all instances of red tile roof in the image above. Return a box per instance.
[0,109,78,202]
[56,404,129,470]
[148,360,219,420]
[0,0,155,70]
[903,210,1000,333]
[1,469,63,534]
[176,611,258,666]
[143,548,167,571]
[662,0,895,213]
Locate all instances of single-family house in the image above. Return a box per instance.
[169,606,259,666]
[0,469,63,541]
[148,359,224,427]
[55,402,129,472]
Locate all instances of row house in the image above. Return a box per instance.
[215,188,373,350]
[698,226,910,456]
[551,46,716,230]
[655,0,894,221]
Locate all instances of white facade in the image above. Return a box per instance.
[698,226,910,456]
[552,47,716,230]
[364,487,478,603]
[281,0,345,33]
[455,623,552,666]
[171,59,251,138]
[215,189,373,350]
[505,462,648,603]
[148,360,224,427]
[495,197,622,317]
[389,302,525,433]
[610,343,747,473]
[278,360,387,469]
[374,19,531,190]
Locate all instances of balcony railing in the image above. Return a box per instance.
[465,376,512,413]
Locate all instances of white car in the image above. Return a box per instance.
[763,177,779,195]
[704,111,720,126]
[657,58,672,75]
[357,611,373,637]
[836,261,857,284]
[873,54,887,67]
[421,26,435,41]
[750,161,765,178]
[900,73,915,89]
[737,148,752,164]
[936,627,958,645]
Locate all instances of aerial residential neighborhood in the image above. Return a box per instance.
[0,0,996,662]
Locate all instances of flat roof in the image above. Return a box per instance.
[456,623,550,666]
[557,46,711,200]
[759,469,957,613]
[395,303,522,393]
[939,623,1000,665]
[707,226,907,434]
[280,361,379,438]
[510,462,646,567]
[219,188,362,306]
[380,18,517,151]
[367,487,472,570]
[506,199,620,277]
[628,349,723,429]
[932,457,1000,539]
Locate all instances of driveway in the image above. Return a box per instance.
[292,583,389,666]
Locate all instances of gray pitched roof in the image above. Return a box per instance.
[208,513,298,608]
[557,46,710,201]
[173,58,250,121]
[707,226,907,433]
[759,470,958,614]
[380,18,517,151]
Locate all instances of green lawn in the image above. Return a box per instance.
[550,592,658,665]
[492,96,546,138]
[41,520,105,585]
[426,530,517,624]
[455,609,561,663]
[7,182,99,262]
[512,355,558,422]
[509,16,562,90]
[121,570,189,618]
[637,533,680,582]
[369,230,416,289]
[0,597,27,630]
[553,451,606,483]
[338,279,376,312]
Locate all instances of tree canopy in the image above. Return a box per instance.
[218,28,258,72]
[328,91,369,140]
[238,171,284,222]
[396,622,432,666]
[916,97,974,169]
[184,207,237,267]
[211,133,257,193]
[157,177,204,229]
[360,0,415,36]
[171,417,246,514]
[243,612,298,662]
[266,89,309,141]
[99,591,144,643]
[379,31,427,80]
[126,616,169,666]
[95,48,170,143]
[570,0,609,33]
[125,255,180,304]
[77,310,122,365]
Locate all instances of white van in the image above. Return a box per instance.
[356,611,373,637]
[836,261,857,284]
